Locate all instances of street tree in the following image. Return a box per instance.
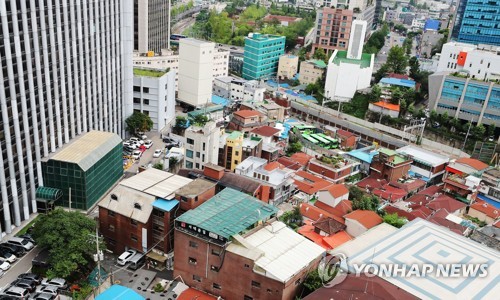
[125,111,153,135]
[369,85,382,103]
[386,45,408,74]
[31,209,103,279]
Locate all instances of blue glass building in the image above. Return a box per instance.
[242,33,285,80]
[429,73,500,127]
[452,0,500,46]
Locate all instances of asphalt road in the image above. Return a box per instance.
[0,246,41,290]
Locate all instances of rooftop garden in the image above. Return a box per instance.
[318,155,353,168]
[133,68,168,77]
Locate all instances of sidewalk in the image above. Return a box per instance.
[0,213,39,242]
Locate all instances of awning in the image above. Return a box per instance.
[455,196,470,204]
[146,251,167,263]
[35,187,63,202]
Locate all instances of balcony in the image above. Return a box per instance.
[444,174,470,190]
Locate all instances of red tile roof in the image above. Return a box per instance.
[315,200,352,218]
[321,184,349,198]
[264,15,302,23]
[300,203,345,224]
[389,179,426,193]
[263,161,283,171]
[372,101,400,112]
[290,152,313,166]
[234,109,261,118]
[426,194,467,213]
[323,231,353,249]
[277,157,302,170]
[384,205,417,221]
[298,224,333,250]
[336,129,356,138]
[455,158,489,171]
[344,210,382,229]
[251,126,281,137]
[373,185,407,202]
[427,209,467,235]
[178,288,218,300]
[387,73,412,80]
[357,177,388,190]
[313,216,346,234]
[470,200,500,218]
[419,185,443,196]
[293,170,333,195]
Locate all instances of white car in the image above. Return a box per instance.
[132,150,142,160]
[123,141,137,150]
[144,140,153,149]
[165,147,184,160]
[0,252,17,263]
[130,137,144,145]
[37,285,60,296]
[0,259,10,271]
[41,278,67,289]
[153,149,163,158]
[117,249,137,266]
[7,237,34,251]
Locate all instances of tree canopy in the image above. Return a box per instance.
[31,209,104,279]
[383,213,407,228]
[125,111,153,135]
[352,195,379,211]
[386,45,408,74]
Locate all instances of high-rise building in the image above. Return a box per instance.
[134,0,170,54]
[451,0,500,46]
[313,8,354,55]
[242,33,285,80]
[178,39,215,108]
[0,0,133,234]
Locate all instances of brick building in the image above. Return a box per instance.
[369,148,412,182]
[307,156,361,184]
[228,110,268,133]
[174,179,217,212]
[174,188,324,300]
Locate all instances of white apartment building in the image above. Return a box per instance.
[436,42,500,81]
[178,39,215,107]
[213,77,266,102]
[324,20,374,102]
[133,69,176,132]
[412,18,426,30]
[0,0,133,234]
[132,48,229,90]
[277,54,299,80]
[184,121,221,170]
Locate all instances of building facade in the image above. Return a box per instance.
[0,0,133,234]
[220,131,263,171]
[242,33,285,80]
[184,122,221,170]
[178,39,215,107]
[299,60,327,85]
[451,0,500,46]
[134,0,170,54]
[307,156,361,184]
[213,77,265,102]
[133,68,176,131]
[277,54,299,79]
[428,72,500,127]
[312,7,353,55]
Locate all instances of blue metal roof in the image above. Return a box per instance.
[348,149,379,163]
[96,285,144,300]
[424,19,440,31]
[152,199,179,212]
[380,77,416,88]
[476,194,500,209]
[211,95,229,106]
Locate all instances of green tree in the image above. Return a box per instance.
[192,114,209,127]
[390,87,404,104]
[287,141,303,156]
[303,269,323,296]
[352,195,379,211]
[31,209,103,279]
[312,48,327,61]
[386,45,408,74]
[125,111,153,135]
[348,185,364,202]
[374,64,389,82]
[409,56,420,80]
[383,213,407,228]
[369,85,382,103]
[450,117,462,132]
[174,116,188,128]
[430,109,439,123]
[279,207,302,229]
[471,124,486,140]
[153,162,164,170]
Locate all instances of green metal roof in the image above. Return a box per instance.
[227,131,243,140]
[332,50,372,68]
[308,60,327,69]
[176,188,278,239]
[36,186,63,202]
[188,105,224,118]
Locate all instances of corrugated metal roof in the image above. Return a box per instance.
[176,188,278,239]
[120,169,174,191]
[49,131,121,171]
[145,175,192,198]
[228,222,325,283]
[96,285,144,300]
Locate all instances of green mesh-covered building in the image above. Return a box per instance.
[41,131,123,210]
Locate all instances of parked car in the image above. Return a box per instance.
[153,149,163,158]
[41,278,67,290]
[1,286,30,299]
[37,285,60,297]
[0,243,25,257]
[132,150,142,160]
[129,137,144,145]
[32,248,50,268]
[18,234,36,245]
[10,278,37,293]
[7,237,35,251]
[144,140,153,149]
[0,249,17,263]
[123,141,137,149]
[117,249,137,266]
[165,147,184,160]
[18,273,42,285]
[29,292,57,300]
[0,259,10,271]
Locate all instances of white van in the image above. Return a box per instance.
[127,253,145,270]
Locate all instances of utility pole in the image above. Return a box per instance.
[461,117,474,153]
[92,228,104,293]
[68,187,71,212]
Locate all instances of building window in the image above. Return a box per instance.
[203,143,206,151]
[196,152,201,158]
[212,249,221,256]
[234,160,239,165]
[131,219,138,226]
[211,265,219,272]
[186,150,194,158]
[295,278,301,285]
[213,283,221,290]
[144,99,150,105]
[187,138,194,145]
[133,97,140,104]
[251,281,261,288]
[189,241,198,248]
[108,210,115,217]
[195,163,200,169]
[235,151,239,156]
[267,289,272,293]
[244,296,253,300]
[133,86,140,92]
[181,196,188,202]
[186,161,193,168]
[244,264,250,268]
[193,275,202,282]
[131,235,138,242]
[189,257,197,265]
[108,225,115,232]
[143,87,149,93]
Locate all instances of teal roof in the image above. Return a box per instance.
[227,131,243,140]
[188,105,225,118]
[176,188,278,239]
[153,199,179,212]
[96,285,144,300]
[308,60,327,69]
[36,186,63,201]
[332,50,372,68]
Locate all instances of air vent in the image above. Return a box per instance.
[110,194,118,201]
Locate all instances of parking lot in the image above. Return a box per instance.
[124,133,173,175]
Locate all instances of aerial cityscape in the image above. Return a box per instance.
[0,0,499,299]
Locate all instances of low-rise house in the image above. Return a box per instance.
[261,143,280,162]
[250,126,281,144]
[344,210,383,237]
[396,145,449,184]
[307,155,361,184]
[299,60,327,85]
[174,179,217,212]
[213,76,265,102]
[477,167,500,205]
[298,218,352,250]
[293,170,333,202]
[470,225,500,251]
[335,129,359,150]
[277,54,299,79]
[468,200,500,225]
[443,158,488,198]
[346,146,379,175]
[370,148,413,182]
[368,101,400,118]
[228,110,268,133]
[315,184,352,218]
[184,121,221,170]
[299,203,345,224]
[219,131,262,171]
